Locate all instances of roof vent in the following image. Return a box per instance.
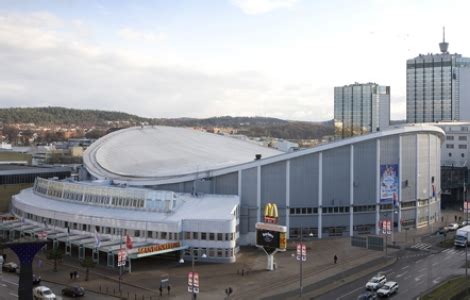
[255,154,262,160]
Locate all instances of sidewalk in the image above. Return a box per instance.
[4,213,458,300]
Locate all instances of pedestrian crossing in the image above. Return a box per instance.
[442,248,467,255]
[410,243,432,251]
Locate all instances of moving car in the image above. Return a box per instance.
[436,226,449,235]
[61,285,85,297]
[376,281,399,297]
[365,274,387,291]
[33,286,56,300]
[33,275,41,285]
[357,291,377,300]
[2,262,18,272]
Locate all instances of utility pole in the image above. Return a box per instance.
[119,229,123,292]
[299,226,303,298]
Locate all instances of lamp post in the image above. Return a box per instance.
[180,248,207,299]
[298,226,313,298]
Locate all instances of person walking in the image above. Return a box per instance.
[69,272,73,280]
[167,284,171,295]
[334,254,338,264]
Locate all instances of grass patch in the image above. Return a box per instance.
[422,276,470,300]
[438,238,456,248]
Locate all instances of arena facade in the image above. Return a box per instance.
[9,124,444,264]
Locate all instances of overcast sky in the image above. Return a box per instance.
[0,0,469,121]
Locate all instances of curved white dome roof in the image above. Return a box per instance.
[84,126,282,182]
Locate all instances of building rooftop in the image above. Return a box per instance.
[0,164,71,176]
[14,187,239,223]
[84,126,282,181]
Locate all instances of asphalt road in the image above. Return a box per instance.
[0,272,117,300]
[317,245,467,300]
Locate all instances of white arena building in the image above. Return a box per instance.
[6,124,445,266]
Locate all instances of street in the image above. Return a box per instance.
[317,244,467,300]
[0,271,118,300]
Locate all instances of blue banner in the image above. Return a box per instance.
[380,164,399,205]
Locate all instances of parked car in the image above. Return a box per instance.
[461,220,468,228]
[436,226,449,235]
[365,274,387,291]
[448,223,459,231]
[33,286,56,300]
[357,291,377,300]
[61,285,85,297]
[376,281,399,297]
[2,262,18,272]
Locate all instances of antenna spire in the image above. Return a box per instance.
[439,26,449,53]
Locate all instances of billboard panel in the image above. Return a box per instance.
[380,164,399,204]
[256,229,286,250]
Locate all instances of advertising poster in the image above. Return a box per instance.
[380,164,399,204]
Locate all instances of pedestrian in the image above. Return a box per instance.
[159,285,163,296]
[167,284,171,295]
[334,254,338,264]
[70,272,73,280]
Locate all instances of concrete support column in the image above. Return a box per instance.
[286,160,290,238]
[257,165,261,224]
[398,136,402,232]
[350,145,354,237]
[376,139,381,235]
[318,153,323,239]
[416,135,420,228]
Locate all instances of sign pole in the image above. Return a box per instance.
[299,225,303,298]
[119,229,122,292]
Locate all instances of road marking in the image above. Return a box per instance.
[415,274,425,282]
[2,280,18,286]
[396,271,408,278]
[9,293,18,298]
[432,262,439,267]
[404,275,411,280]
[415,259,424,264]
[0,283,6,287]
[418,268,427,273]
[433,276,442,284]
[336,286,364,300]
[401,265,410,270]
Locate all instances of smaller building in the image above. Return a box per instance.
[10,178,239,265]
[334,82,390,138]
[0,165,71,212]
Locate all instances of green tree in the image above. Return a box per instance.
[47,248,63,272]
[80,256,96,281]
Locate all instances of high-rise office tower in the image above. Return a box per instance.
[334,82,390,138]
[406,28,470,123]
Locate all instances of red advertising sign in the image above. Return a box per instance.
[187,272,193,292]
[301,244,307,261]
[193,272,199,288]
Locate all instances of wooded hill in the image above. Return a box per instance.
[0,107,334,140]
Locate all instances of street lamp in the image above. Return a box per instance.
[298,226,314,298]
[180,248,207,299]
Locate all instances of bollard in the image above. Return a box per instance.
[135,293,137,300]
[114,288,115,295]
[99,285,101,292]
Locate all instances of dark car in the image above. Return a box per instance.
[357,291,377,300]
[2,262,18,272]
[61,286,85,297]
[33,275,41,285]
[436,226,449,235]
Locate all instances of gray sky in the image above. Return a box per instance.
[0,0,469,121]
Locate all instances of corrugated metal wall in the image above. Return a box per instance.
[241,167,258,234]
[401,134,417,202]
[322,146,351,206]
[353,140,377,205]
[289,153,319,207]
[261,161,287,225]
